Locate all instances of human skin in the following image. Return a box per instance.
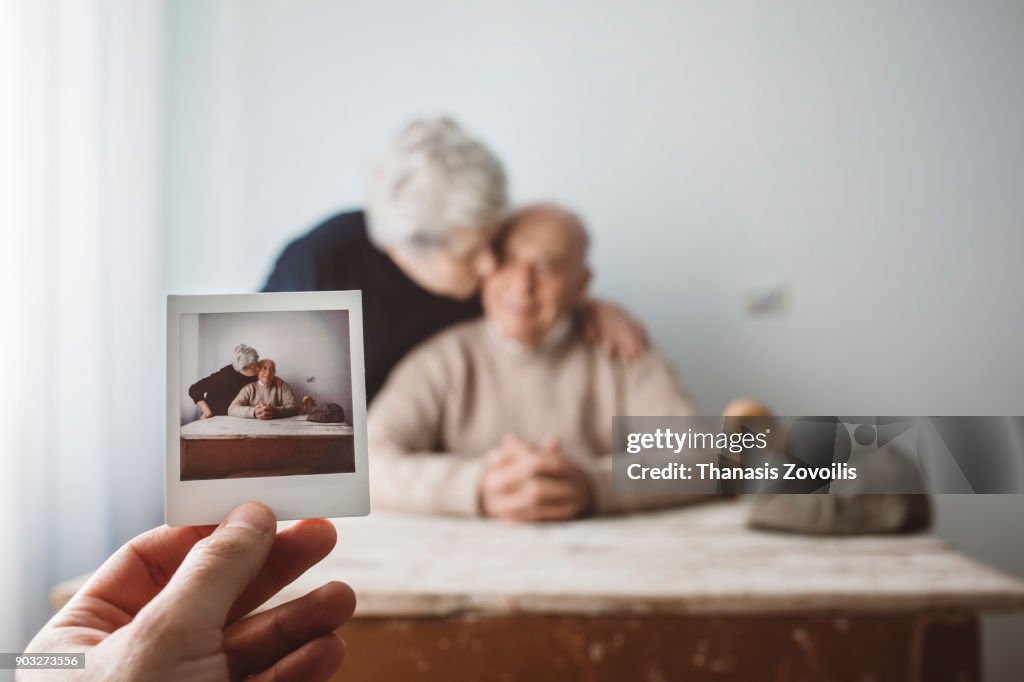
[479,435,593,522]
[19,503,355,682]
[385,224,499,300]
[387,219,648,359]
[481,205,591,348]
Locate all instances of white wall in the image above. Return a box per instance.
[164,1,1024,678]
[182,310,353,423]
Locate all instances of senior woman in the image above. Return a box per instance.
[263,117,648,403]
[188,344,260,419]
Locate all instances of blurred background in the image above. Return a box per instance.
[2,0,1022,678]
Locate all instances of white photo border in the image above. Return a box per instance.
[166,291,370,526]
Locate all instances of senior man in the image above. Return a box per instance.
[228,359,300,420]
[368,204,705,522]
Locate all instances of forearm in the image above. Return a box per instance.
[188,379,209,404]
[581,453,717,516]
[275,403,300,417]
[228,402,256,419]
[369,442,487,517]
[275,386,300,417]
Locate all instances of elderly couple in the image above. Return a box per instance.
[264,117,723,522]
[188,345,299,421]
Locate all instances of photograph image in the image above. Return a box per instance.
[179,309,355,481]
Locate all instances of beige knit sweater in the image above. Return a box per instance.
[228,380,300,419]
[368,318,710,517]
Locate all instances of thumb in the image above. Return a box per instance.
[143,502,276,630]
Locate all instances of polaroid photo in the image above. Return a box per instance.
[166,291,370,526]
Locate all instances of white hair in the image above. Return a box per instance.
[232,344,259,373]
[365,117,508,248]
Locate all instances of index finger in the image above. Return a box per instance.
[512,450,577,479]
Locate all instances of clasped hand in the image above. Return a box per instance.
[479,435,593,522]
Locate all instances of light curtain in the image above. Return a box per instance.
[0,0,166,652]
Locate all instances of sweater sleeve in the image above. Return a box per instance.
[228,384,257,419]
[621,349,699,418]
[275,381,300,417]
[367,340,487,517]
[583,350,716,516]
[188,370,218,404]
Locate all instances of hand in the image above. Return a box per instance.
[20,503,355,682]
[255,404,275,420]
[579,298,648,361]
[479,435,592,522]
[198,401,214,420]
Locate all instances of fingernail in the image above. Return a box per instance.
[225,503,273,536]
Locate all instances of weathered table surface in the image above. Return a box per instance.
[266,499,1024,618]
[180,415,352,440]
[51,500,1024,681]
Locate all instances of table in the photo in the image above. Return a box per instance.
[52,500,1024,681]
[179,415,354,480]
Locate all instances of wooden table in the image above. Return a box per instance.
[179,415,353,480]
[53,501,1024,681]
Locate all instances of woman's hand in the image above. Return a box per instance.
[198,400,214,419]
[579,298,649,360]
[20,503,355,682]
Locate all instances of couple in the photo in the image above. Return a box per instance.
[188,344,299,420]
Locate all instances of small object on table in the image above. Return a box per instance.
[749,493,932,535]
[308,402,346,423]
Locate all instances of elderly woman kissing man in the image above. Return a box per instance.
[188,344,297,420]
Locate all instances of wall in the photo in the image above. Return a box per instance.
[181,310,353,425]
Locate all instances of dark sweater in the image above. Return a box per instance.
[262,210,482,402]
[188,365,258,417]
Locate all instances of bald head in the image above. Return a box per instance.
[483,203,592,348]
[497,203,589,268]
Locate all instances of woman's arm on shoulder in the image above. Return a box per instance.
[578,298,649,361]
